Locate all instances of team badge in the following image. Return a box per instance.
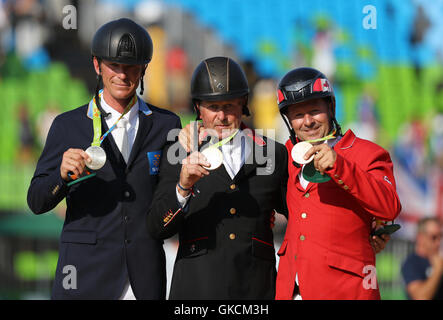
[147,150,162,175]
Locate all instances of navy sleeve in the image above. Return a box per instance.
[27,116,69,214]
[401,254,428,286]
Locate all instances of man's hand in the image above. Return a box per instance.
[60,148,91,181]
[304,144,337,175]
[430,255,443,275]
[179,122,206,153]
[178,151,210,197]
[371,234,390,254]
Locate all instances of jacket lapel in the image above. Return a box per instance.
[235,144,259,181]
[213,163,234,183]
[127,109,153,168]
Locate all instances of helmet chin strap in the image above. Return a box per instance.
[332,117,342,136]
[193,101,201,121]
[280,112,301,168]
[280,111,297,145]
[327,99,342,136]
[139,65,147,96]
[93,58,111,119]
[242,96,250,116]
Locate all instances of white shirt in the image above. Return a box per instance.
[221,130,250,179]
[100,95,139,154]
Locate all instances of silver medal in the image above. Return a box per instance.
[85,146,107,170]
[291,141,314,164]
[201,147,223,170]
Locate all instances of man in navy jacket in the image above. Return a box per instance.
[27,18,181,299]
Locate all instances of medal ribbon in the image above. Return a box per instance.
[304,129,336,144]
[91,92,138,147]
[208,129,240,149]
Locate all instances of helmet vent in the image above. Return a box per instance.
[117,34,136,58]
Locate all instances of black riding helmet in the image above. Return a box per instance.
[277,67,341,144]
[91,18,153,107]
[191,56,250,118]
[91,18,153,65]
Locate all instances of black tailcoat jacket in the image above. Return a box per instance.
[147,127,288,299]
[27,98,181,299]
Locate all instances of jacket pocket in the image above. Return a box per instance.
[326,251,367,279]
[178,237,208,258]
[277,239,288,256]
[61,230,97,244]
[252,237,275,261]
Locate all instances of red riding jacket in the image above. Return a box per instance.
[276,130,401,300]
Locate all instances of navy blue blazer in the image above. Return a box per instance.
[27,99,181,299]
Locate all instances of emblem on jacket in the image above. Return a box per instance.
[147,150,162,175]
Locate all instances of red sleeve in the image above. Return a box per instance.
[326,144,402,221]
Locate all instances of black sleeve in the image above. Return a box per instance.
[147,139,188,240]
[275,143,289,219]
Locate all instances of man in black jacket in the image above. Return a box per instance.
[27,18,181,299]
[147,56,288,299]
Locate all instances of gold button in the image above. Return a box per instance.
[301,213,307,219]
[343,185,349,190]
[230,208,236,215]
[229,233,236,240]
[230,184,236,190]
[300,235,305,241]
[304,193,310,198]
[334,174,339,178]
[337,180,344,184]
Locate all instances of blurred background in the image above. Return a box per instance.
[0,0,442,300]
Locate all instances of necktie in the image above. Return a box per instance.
[115,118,130,163]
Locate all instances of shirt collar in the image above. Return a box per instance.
[100,95,139,123]
[86,89,152,119]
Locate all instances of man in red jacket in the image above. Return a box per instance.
[275,67,402,300]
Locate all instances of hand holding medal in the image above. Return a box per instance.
[291,131,337,183]
[65,91,137,186]
[60,148,97,187]
[200,129,239,171]
[177,123,239,196]
[179,151,211,190]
